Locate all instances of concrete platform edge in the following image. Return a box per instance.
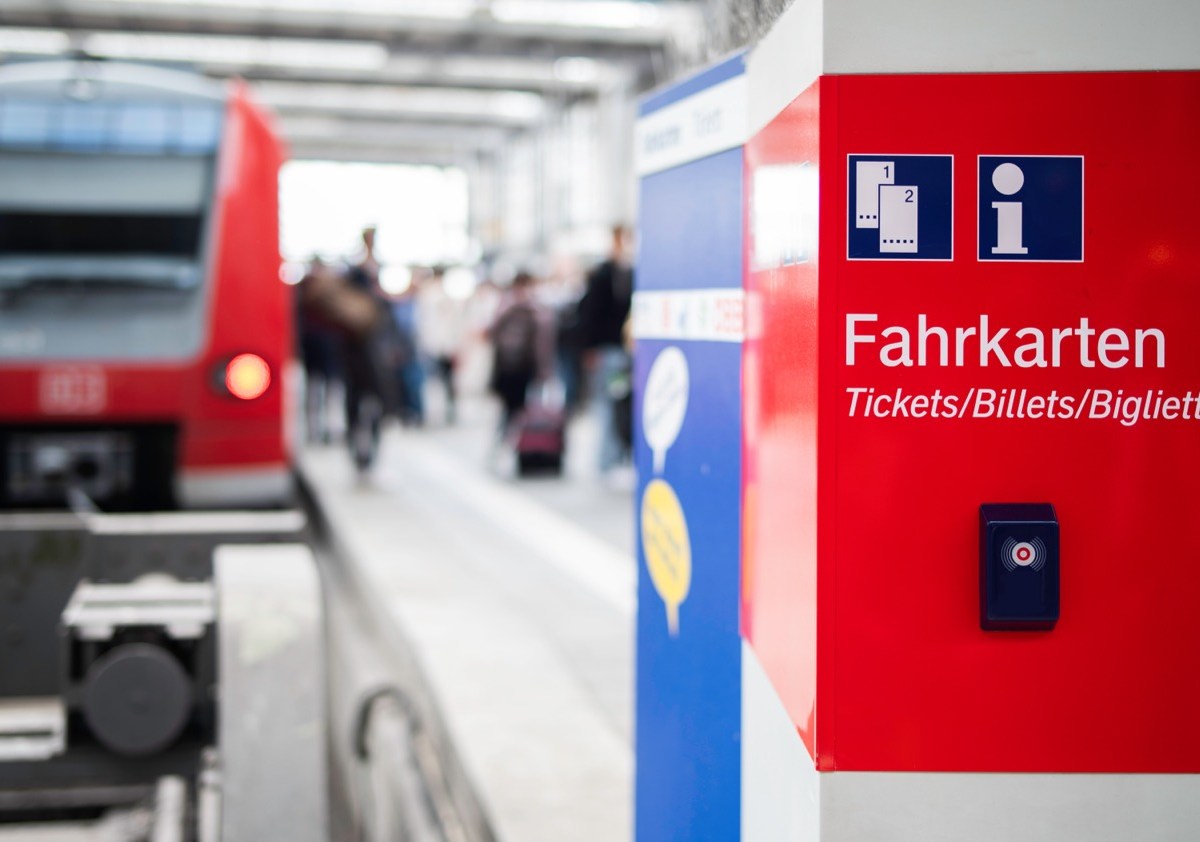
[296,465,500,842]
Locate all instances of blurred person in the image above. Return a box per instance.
[459,274,503,396]
[297,250,387,469]
[415,265,466,425]
[487,270,554,435]
[340,226,393,469]
[467,274,503,328]
[295,255,344,444]
[387,270,426,426]
[613,315,634,454]
[577,224,635,475]
[538,263,587,415]
[554,293,585,415]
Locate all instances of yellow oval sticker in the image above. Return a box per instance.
[641,478,692,636]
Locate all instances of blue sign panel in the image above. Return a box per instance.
[847,154,953,260]
[978,155,1084,262]
[634,333,742,841]
[636,71,744,840]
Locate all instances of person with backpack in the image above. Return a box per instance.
[340,227,396,470]
[487,270,552,435]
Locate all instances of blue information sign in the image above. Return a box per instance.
[847,154,953,260]
[978,155,1084,262]
[635,54,745,842]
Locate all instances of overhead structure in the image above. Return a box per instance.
[0,0,705,165]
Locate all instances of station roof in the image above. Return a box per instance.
[0,0,704,165]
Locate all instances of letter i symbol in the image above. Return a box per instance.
[991,162,1028,255]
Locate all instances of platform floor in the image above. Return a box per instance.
[299,397,635,842]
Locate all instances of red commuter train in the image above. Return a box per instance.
[0,61,292,509]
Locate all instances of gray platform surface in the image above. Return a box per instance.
[299,401,635,842]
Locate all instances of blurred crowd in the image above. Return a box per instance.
[294,225,635,479]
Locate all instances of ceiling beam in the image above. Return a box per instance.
[0,24,643,95]
[204,57,608,96]
[272,105,523,164]
[276,114,511,151]
[0,0,691,64]
[285,141,472,167]
[255,80,545,127]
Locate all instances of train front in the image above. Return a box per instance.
[0,61,291,510]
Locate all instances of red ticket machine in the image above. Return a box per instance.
[739,1,1200,838]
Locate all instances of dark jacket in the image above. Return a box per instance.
[576,258,633,349]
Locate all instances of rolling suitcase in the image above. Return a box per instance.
[515,400,566,475]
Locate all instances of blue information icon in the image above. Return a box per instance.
[847,154,953,260]
[978,156,1083,262]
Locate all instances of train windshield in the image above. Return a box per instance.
[0,93,223,360]
[0,100,219,289]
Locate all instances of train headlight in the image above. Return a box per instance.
[224,353,271,400]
